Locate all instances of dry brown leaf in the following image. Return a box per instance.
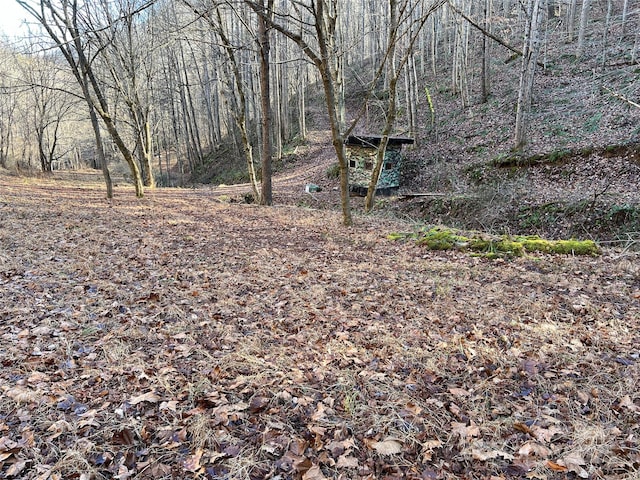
[182,448,204,472]
[518,441,552,457]
[302,465,327,480]
[465,440,514,461]
[513,422,534,435]
[422,439,442,450]
[403,401,423,415]
[372,438,403,455]
[546,460,568,472]
[5,460,28,477]
[311,402,327,421]
[448,387,470,397]
[452,422,481,442]
[27,372,49,384]
[4,387,40,404]
[129,391,162,405]
[336,454,359,468]
[159,400,179,412]
[308,425,326,436]
[470,447,513,461]
[531,425,563,443]
[557,451,588,478]
[619,395,639,412]
[112,428,135,446]
[249,396,270,413]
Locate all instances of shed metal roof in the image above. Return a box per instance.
[345,135,415,148]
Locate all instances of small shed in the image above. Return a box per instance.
[345,135,414,196]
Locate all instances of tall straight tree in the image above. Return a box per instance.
[514,0,542,152]
[576,0,591,59]
[256,0,274,205]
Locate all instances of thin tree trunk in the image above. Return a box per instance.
[365,0,399,213]
[621,0,629,36]
[481,0,491,103]
[89,106,113,198]
[601,0,612,70]
[298,65,307,139]
[258,0,273,206]
[514,0,542,152]
[576,0,591,59]
[567,0,577,41]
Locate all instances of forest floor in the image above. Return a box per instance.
[1,172,640,480]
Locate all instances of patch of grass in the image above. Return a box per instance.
[584,112,603,133]
[389,226,600,257]
[326,162,340,179]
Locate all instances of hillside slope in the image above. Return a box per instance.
[254,6,640,246]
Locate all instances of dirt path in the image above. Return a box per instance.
[211,129,339,204]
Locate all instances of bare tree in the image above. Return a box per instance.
[256,0,273,205]
[576,0,591,59]
[93,0,157,187]
[364,0,444,212]
[0,48,18,169]
[16,0,152,197]
[514,0,542,152]
[20,54,79,172]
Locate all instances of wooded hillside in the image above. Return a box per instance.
[1,0,638,230]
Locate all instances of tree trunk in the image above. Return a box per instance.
[514,0,542,152]
[576,0,591,59]
[365,0,399,213]
[258,0,273,206]
[481,0,491,103]
[567,0,577,42]
[601,0,612,69]
[89,106,113,199]
[621,0,629,35]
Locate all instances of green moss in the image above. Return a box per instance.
[387,232,411,241]
[389,227,600,257]
[416,227,470,250]
[515,236,600,255]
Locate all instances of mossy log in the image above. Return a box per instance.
[389,226,600,257]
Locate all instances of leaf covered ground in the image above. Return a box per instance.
[1,175,640,480]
